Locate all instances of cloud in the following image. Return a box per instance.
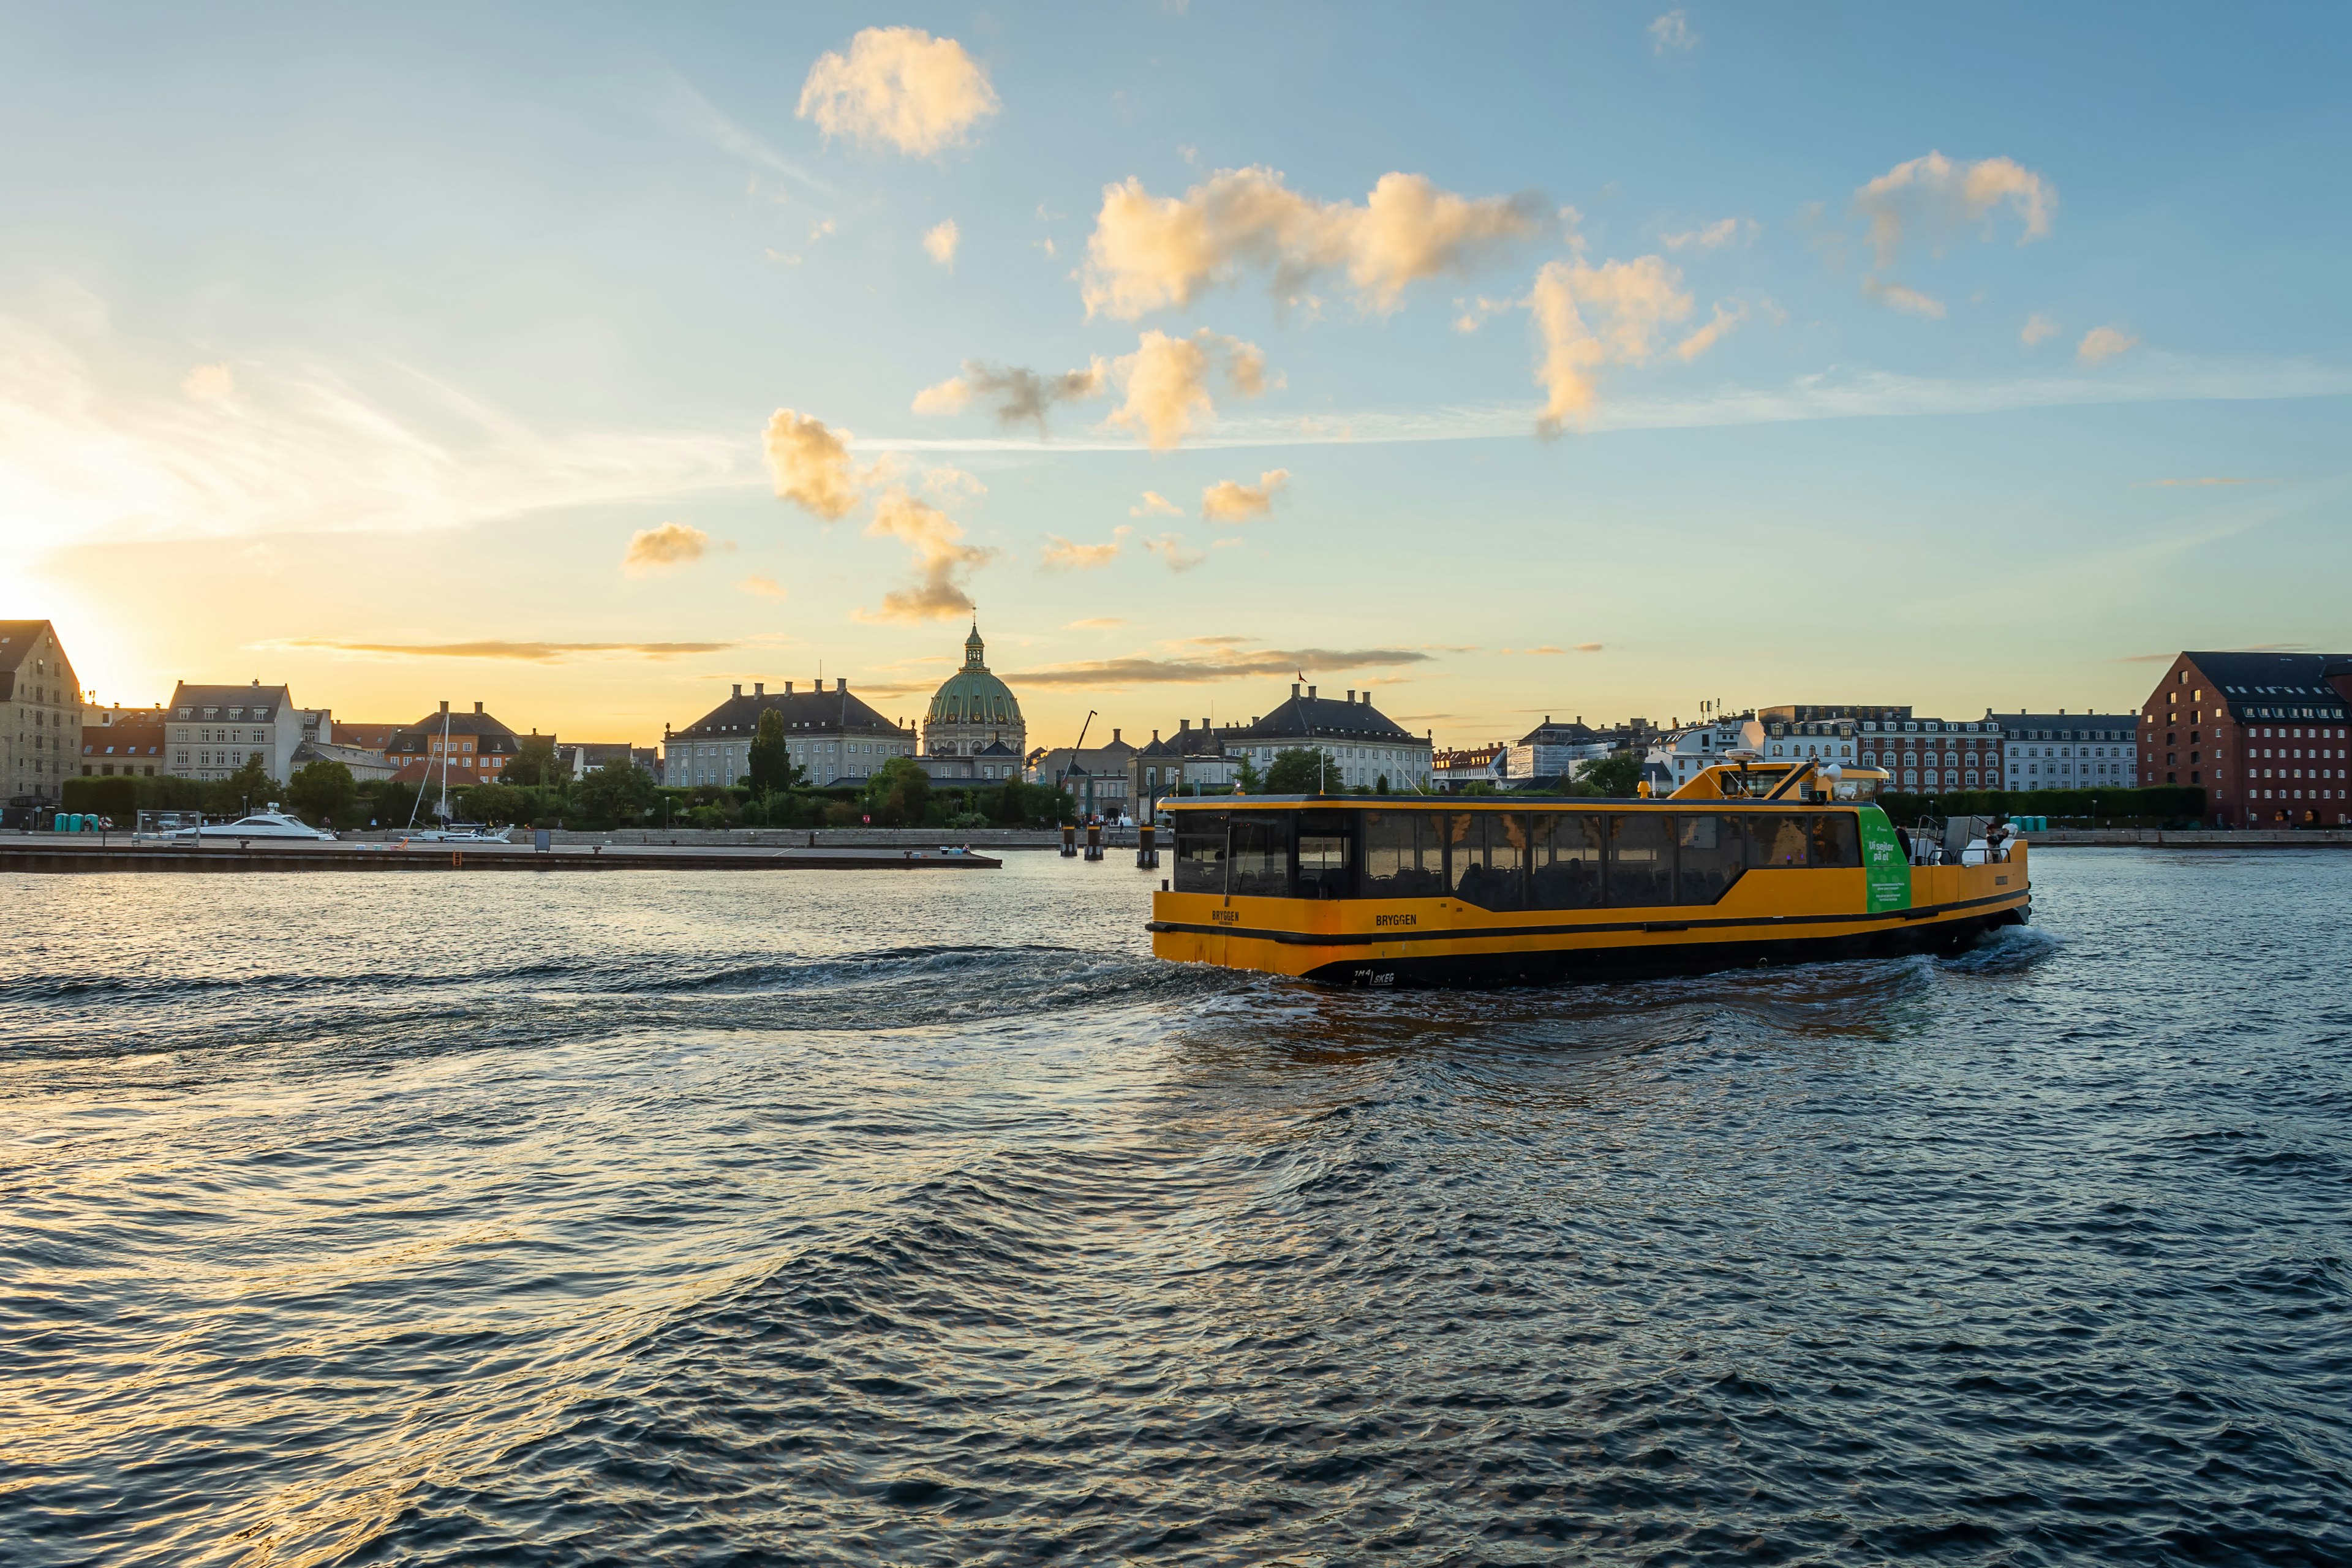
[1080,166,1549,319]
[1066,617,1125,630]
[1137,532,1207,571]
[919,464,986,502]
[622,520,709,573]
[1863,279,1947,318]
[1040,533,1122,570]
[275,638,733,663]
[738,574,788,598]
[1660,217,1749,251]
[808,217,836,242]
[1673,300,1749,362]
[2078,325,2140,365]
[763,409,861,518]
[1528,255,1693,432]
[2149,477,2257,487]
[1574,641,1604,652]
[1649,9,1697,51]
[2021,313,2060,345]
[913,358,1109,432]
[1108,328,1272,450]
[1200,468,1291,521]
[857,488,993,621]
[1131,490,1182,516]
[1009,644,1437,687]
[183,363,235,402]
[1854,151,2056,271]
[922,218,959,268]
[796,27,998,157]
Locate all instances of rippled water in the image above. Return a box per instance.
[2,849,2348,1566]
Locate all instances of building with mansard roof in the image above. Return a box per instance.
[2,620,81,809]
[1218,683,1432,793]
[663,677,915,790]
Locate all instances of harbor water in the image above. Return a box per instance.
[2,850,2347,1564]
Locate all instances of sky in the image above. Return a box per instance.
[3,2,2348,748]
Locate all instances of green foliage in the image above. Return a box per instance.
[137,775,209,810]
[1460,780,1499,796]
[358,778,418,828]
[1235,755,1264,793]
[205,755,277,816]
[456,782,554,826]
[1878,785,2207,827]
[1575,750,1646,798]
[1374,774,1390,794]
[1264,747,1329,794]
[285,760,358,827]
[747,710,805,797]
[574,760,660,827]
[863,755,933,826]
[62,775,138,820]
[946,810,989,829]
[504,735,568,787]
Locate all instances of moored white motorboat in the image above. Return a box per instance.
[177,810,336,842]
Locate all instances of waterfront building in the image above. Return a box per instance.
[2136,652,2352,826]
[1221,685,1433,793]
[1,621,81,809]
[663,679,915,790]
[1758,713,1858,767]
[1991,711,2139,791]
[560,742,660,781]
[333,720,405,754]
[1506,717,1614,783]
[916,738,1023,786]
[79,703,167,778]
[387,701,522,788]
[923,623,1027,764]
[1131,721,1240,821]
[1030,730,1139,818]
[291,738,399,782]
[1432,744,1506,792]
[1647,714,1767,792]
[1854,714,2005,793]
[164,680,325,785]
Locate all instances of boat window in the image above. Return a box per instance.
[1751,814,1814,867]
[1444,812,1526,911]
[1362,810,1444,897]
[1809,813,1861,868]
[1606,815,1675,907]
[1294,810,1354,899]
[1229,813,1292,898]
[1529,812,1604,908]
[1675,814,1751,905]
[1173,815,1226,893]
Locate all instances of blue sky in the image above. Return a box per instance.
[4,2,2347,744]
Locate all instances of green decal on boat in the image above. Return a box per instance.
[1859,805,1910,913]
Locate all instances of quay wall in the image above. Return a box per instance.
[2028,828,2352,847]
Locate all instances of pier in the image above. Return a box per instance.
[0,839,1001,875]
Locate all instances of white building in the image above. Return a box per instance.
[1505,717,1615,783]
[1646,714,1768,791]
[1219,685,1433,791]
[1994,710,2140,789]
[165,680,326,784]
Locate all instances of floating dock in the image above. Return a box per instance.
[0,839,1001,874]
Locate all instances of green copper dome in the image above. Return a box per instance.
[925,624,1023,728]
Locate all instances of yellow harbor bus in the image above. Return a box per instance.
[1147,761,2029,986]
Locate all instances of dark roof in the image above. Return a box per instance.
[1227,690,1414,744]
[388,707,522,755]
[168,682,290,718]
[2179,652,2352,720]
[974,739,1020,756]
[672,685,908,741]
[1137,725,1231,758]
[0,620,58,674]
[1516,719,1602,747]
[1989,711,2136,739]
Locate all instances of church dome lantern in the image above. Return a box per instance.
[923,621,1027,760]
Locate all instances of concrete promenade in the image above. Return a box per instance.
[0,839,1001,875]
[2030,828,2352,847]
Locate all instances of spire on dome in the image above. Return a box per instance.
[963,620,987,671]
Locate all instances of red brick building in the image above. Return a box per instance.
[2139,652,2352,827]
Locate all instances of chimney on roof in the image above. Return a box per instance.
[1111,728,1121,744]
[839,678,848,689]
[754,682,764,696]
[731,684,743,698]
[1180,718,1190,731]
[1292,682,1300,697]
[1308,685,1317,699]
[1153,729,1161,742]
[1346,689,1355,703]
[474,701,484,715]
[440,700,449,715]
